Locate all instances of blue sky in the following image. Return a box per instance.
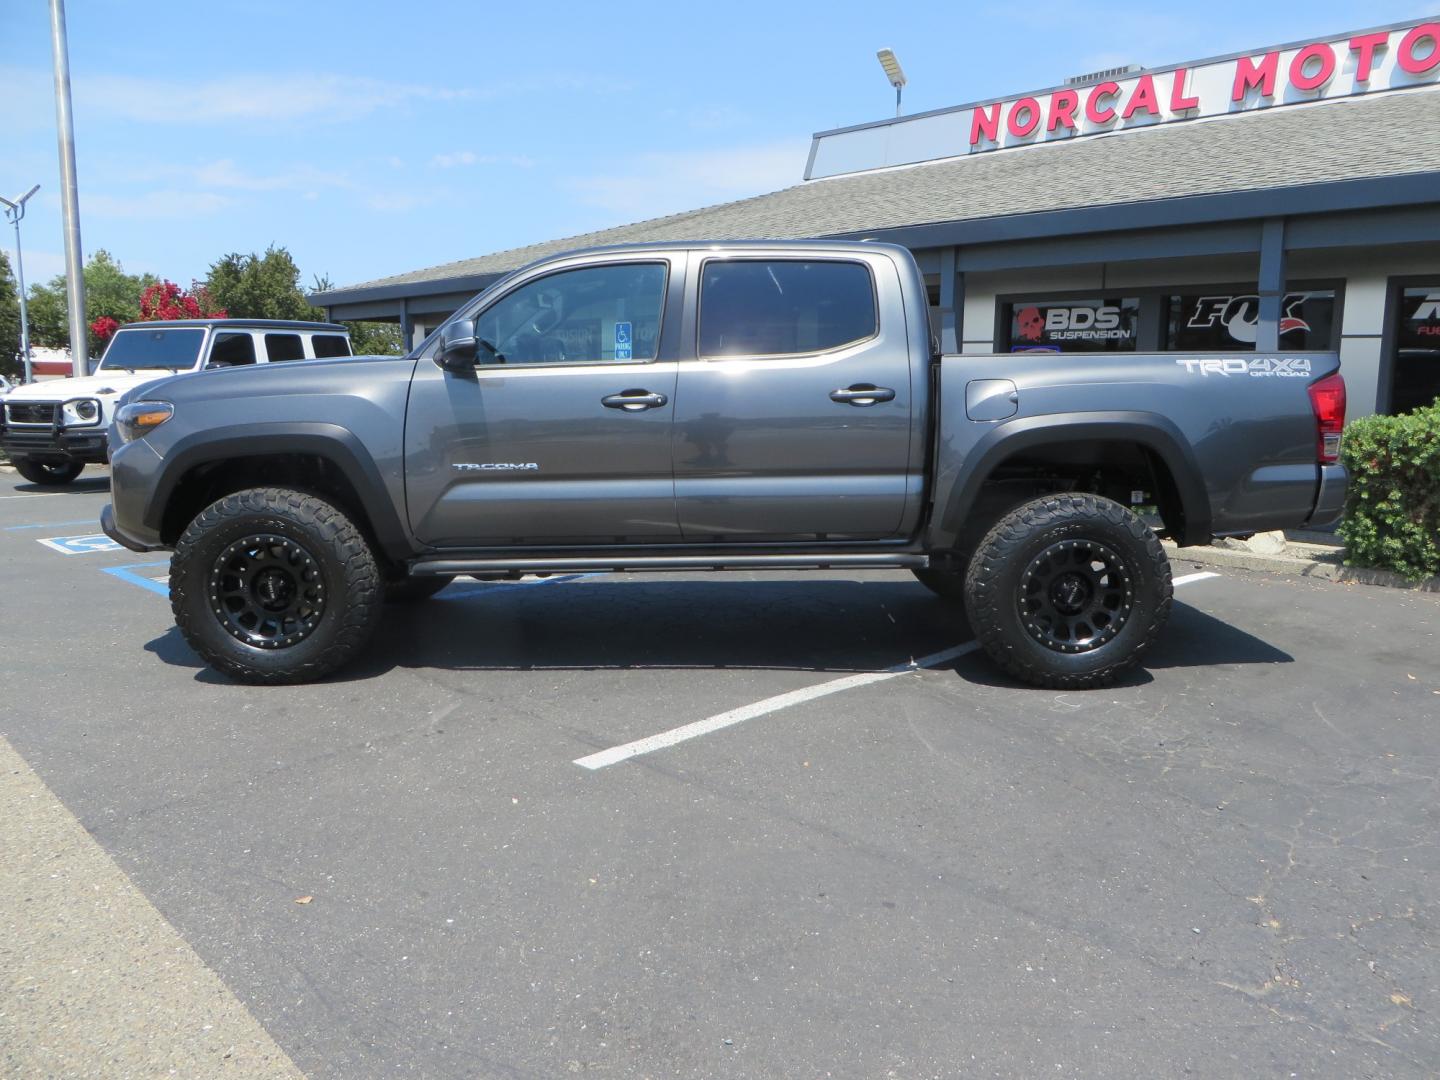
[1,1,1428,291]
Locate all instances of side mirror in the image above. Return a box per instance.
[437,320,477,372]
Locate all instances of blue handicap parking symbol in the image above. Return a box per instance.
[614,321,633,360]
[37,533,123,556]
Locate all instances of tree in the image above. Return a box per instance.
[204,246,315,321]
[0,250,20,379]
[25,250,157,357]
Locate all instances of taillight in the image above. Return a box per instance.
[1308,372,1346,464]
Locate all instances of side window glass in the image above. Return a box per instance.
[265,333,305,362]
[474,262,666,365]
[699,260,876,357]
[210,333,257,367]
[311,334,351,358]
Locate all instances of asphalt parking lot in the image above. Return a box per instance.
[2,467,1437,1079]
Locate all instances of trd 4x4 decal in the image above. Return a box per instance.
[1174,357,1313,377]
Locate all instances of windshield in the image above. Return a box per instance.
[98,328,206,371]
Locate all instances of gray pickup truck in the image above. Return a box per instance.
[101,241,1347,688]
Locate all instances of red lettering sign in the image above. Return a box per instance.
[1398,22,1440,74]
[970,101,1001,146]
[1047,89,1079,132]
[1169,67,1200,111]
[1008,97,1041,138]
[1232,51,1279,101]
[1085,81,1121,124]
[1348,32,1389,81]
[1121,73,1162,119]
[1289,43,1336,91]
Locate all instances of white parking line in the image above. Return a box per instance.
[576,571,1223,770]
[1172,571,1221,586]
[575,642,980,771]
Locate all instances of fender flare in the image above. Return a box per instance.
[929,411,1213,550]
[143,422,414,561]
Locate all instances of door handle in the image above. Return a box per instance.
[601,389,669,411]
[829,384,896,406]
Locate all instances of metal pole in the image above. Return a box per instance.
[895,85,902,117]
[13,216,32,384]
[49,0,87,378]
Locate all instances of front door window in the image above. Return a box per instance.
[476,263,666,366]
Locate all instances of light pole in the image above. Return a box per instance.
[876,49,907,118]
[49,0,87,377]
[0,185,41,384]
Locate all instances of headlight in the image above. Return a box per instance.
[115,401,174,444]
[62,398,102,425]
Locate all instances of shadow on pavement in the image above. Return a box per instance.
[12,475,111,495]
[139,576,1292,689]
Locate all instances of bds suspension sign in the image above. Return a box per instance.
[807,20,1440,177]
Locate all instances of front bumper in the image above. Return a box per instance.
[101,502,164,553]
[104,438,169,552]
[0,426,109,464]
[1308,464,1348,528]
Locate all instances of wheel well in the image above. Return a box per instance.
[161,453,378,552]
[957,439,1187,552]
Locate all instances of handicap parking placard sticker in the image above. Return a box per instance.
[37,533,123,555]
[614,321,632,361]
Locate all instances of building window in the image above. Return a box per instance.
[1002,297,1139,353]
[1165,288,1337,350]
[699,259,876,358]
[1390,285,1440,414]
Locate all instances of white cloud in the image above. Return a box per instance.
[192,159,352,192]
[564,138,807,220]
[84,190,233,219]
[74,73,473,125]
[429,150,535,169]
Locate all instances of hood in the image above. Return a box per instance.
[1,370,172,401]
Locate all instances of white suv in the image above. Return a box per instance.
[1,319,353,484]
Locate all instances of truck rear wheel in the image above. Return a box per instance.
[14,458,83,485]
[169,487,382,684]
[963,494,1172,689]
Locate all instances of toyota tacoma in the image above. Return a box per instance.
[100,241,1348,687]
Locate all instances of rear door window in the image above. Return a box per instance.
[698,260,877,358]
[311,334,351,358]
[209,332,257,367]
[265,333,306,362]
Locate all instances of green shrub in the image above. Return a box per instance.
[1339,401,1440,579]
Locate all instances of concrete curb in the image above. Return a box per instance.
[1165,540,1440,593]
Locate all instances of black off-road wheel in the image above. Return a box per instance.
[169,487,382,684]
[384,575,451,603]
[14,458,83,485]
[963,493,1172,689]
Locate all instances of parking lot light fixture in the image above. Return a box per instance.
[1,185,41,384]
[876,48,907,117]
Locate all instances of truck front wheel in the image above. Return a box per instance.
[169,487,382,684]
[14,458,83,485]
[963,494,1172,689]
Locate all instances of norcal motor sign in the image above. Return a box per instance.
[807,19,1440,178]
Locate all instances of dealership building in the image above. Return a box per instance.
[314,17,1440,417]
